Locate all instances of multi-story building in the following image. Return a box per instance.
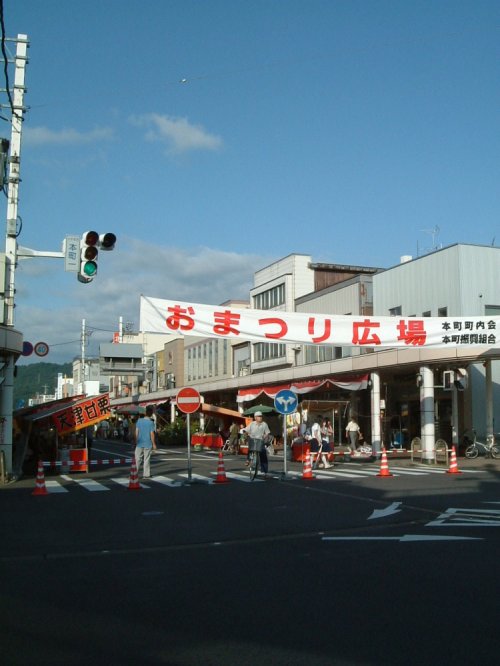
[108,244,500,461]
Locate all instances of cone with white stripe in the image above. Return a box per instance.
[376,447,393,477]
[128,458,141,490]
[32,460,48,496]
[446,445,462,475]
[302,449,314,479]
[214,450,230,484]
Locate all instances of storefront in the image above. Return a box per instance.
[16,393,112,474]
[193,403,248,450]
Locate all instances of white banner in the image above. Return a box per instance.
[140,296,500,348]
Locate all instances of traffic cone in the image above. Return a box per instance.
[128,458,141,490]
[446,446,462,475]
[376,448,393,477]
[302,450,314,479]
[214,450,230,484]
[32,460,48,496]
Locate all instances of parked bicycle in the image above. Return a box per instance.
[464,430,500,459]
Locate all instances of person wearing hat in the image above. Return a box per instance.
[242,411,272,477]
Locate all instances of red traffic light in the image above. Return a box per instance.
[83,230,99,246]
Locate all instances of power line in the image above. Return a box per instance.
[0,0,18,119]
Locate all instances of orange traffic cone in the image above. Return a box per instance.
[376,448,393,477]
[214,450,230,484]
[128,458,141,490]
[302,450,314,479]
[446,445,462,475]
[32,460,48,496]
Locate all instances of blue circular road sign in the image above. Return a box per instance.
[274,389,298,415]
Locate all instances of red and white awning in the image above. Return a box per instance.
[236,375,368,403]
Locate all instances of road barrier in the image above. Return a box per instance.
[411,438,449,465]
[41,458,133,469]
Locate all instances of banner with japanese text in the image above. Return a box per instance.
[140,296,500,348]
[52,393,111,436]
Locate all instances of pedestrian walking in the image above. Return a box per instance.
[134,405,156,479]
[345,417,362,455]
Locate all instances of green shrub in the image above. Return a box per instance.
[157,419,197,447]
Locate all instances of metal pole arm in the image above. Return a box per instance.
[16,245,64,259]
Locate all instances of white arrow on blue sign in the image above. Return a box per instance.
[274,389,298,415]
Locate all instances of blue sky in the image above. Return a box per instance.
[2,0,499,364]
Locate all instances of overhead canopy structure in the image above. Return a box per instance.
[237,376,369,403]
[114,405,146,416]
[200,403,246,422]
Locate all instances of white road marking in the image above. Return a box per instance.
[177,473,213,484]
[45,480,68,493]
[111,478,150,489]
[150,475,182,487]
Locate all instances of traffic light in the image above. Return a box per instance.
[78,231,99,283]
[77,230,117,283]
[99,232,116,251]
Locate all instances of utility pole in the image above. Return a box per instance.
[0,34,29,478]
[81,318,86,395]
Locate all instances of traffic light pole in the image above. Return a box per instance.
[0,35,28,479]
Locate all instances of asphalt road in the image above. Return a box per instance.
[1,441,499,665]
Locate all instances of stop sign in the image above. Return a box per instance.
[176,387,201,414]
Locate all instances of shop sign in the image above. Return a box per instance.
[52,393,111,435]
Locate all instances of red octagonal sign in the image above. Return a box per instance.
[176,387,201,414]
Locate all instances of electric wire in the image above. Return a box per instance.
[0,0,18,120]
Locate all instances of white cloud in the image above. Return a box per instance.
[131,113,222,154]
[15,240,268,365]
[23,126,115,146]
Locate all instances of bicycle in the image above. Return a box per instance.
[464,431,500,459]
[247,438,263,480]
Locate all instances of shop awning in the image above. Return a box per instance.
[200,403,246,421]
[236,375,369,403]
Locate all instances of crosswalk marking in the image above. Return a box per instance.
[149,475,182,487]
[60,476,110,491]
[402,466,446,474]
[45,480,68,493]
[427,507,500,526]
[177,473,213,484]
[380,467,428,476]
[35,461,487,495]
[111,477,151,489]
[223,471,264,483]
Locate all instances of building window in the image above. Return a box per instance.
[254,342,286,361]
[389,306,402,316]
[438,307,447,317]
[485,305,500,316]
[253,284,285,310]
[223,340,228,375]
[305,345,342,364]
[422,310,431,317]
